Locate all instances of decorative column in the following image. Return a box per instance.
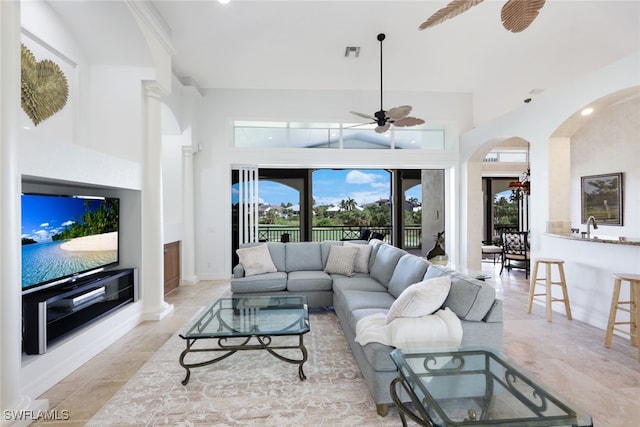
[421,169,446,255]
[1,1,48,423]
[141,81,173,320]
[181,146,198,284]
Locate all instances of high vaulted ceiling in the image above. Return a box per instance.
[45,0,640,126]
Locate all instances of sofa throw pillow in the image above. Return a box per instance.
[324,245,359,277]
[344,241,372,273]
[236,244,277,277]
[385,276,451,324]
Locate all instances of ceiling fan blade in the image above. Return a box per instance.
[386,105,412,120]
[393,117,426,127]
[344,121,375,129]
[375,123,390,134]
[350,111,375,120]
[501,0,546,33]
[419,0,485,30]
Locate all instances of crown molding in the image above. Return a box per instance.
[125,0,176,56]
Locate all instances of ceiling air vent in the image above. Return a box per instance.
[344,46,360,58]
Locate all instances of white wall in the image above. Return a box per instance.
[570,97,640,237]
[544,95,640,333]
[162,133,186,243]
[460,52,640,331]
[12,5,639,404]
[20,1,87,149]
[18,141,145,398]
[160,75,203,262]
[193,88,473,279]
[460,53,640,261]
[15,0,153,400]
[21,1,155,163]
[87,65,154,162]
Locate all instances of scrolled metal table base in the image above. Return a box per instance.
[390,377,435,427]
[179,334,308,385]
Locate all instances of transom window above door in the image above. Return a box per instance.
[232,121,446,150]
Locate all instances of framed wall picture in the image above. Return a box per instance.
[581,172,623,225]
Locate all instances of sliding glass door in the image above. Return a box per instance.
[231,168,445,267]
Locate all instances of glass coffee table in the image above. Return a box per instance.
[179,295,309,385]
[390,347,592,427]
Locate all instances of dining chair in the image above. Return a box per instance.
[500,231,530,279]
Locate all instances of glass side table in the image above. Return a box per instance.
[390,347,592,427]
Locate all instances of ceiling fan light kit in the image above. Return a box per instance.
[349,33,425,134]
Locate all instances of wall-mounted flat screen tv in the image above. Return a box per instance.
[21,193,119,294]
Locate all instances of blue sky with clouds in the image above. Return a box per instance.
[248,169,421,207]
[21,194,98,242]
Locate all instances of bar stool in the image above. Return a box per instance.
[604,273,640,361]
[527,258,572,322]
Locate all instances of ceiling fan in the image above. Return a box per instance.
[349,33,425,134]
[419,0,546,33]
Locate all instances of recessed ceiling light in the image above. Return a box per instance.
[218,0,230,4]
[344,46,360,58]
[581,107,594,116]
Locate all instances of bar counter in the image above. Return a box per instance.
[537,233,640,332]
[545,232,640,246]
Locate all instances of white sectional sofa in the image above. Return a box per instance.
[231,239,503,416]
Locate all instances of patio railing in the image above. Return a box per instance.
[255,225,422,249]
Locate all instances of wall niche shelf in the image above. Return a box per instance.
[22,268,137,355]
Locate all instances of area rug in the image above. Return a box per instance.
[87,311,404,426]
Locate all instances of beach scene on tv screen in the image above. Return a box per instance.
[21,195,119,289]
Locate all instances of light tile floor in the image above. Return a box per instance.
[35,262,640,426]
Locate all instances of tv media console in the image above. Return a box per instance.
[22,268,137,355]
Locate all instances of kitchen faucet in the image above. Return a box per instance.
[586,215,598,238]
